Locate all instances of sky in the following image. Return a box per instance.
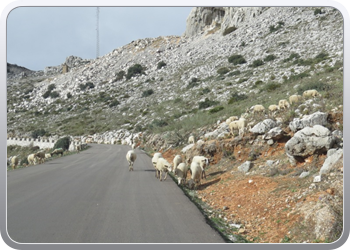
[6,6,192,71]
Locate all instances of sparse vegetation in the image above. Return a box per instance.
[228,54,247,65]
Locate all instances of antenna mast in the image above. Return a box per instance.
[96,7,100,58]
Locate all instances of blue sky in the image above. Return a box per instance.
[7,7,192,71]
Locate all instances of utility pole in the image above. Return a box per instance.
[96,7,100,58]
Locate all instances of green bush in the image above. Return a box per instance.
[199,98,219,109]
[109,100,120,108]
[42,90,51,99]
[157,61,167,69]
[251,59,264,68]
[116,70,125,81]
[67,92,72,99]
[264,82,281,92]
[283,53,300,63]
[209,106,224,114]
[228,54,247,65]
[85,82,95,89]
[228,70,241,76]
[228,92,248,104]
[126,64,144,79]
[31,128,46,139]
[187,78,200,89]
[264,54,276,62]
[269,21,285,33]
[314,8,324,15]
[142,89,154,97]
[53,137,70,151]
[50,91,60,98]
[151,119,168,128]
[217,67,230,75]
[48,84,56,91]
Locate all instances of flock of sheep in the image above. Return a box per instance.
[125,141,210,189]
[226,89,321,136]
[124,89,321,188]
[8,148,65,170]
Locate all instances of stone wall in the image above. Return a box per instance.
[7,137,56,149]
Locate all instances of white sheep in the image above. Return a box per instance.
[229,117,247,137]
[172,155,182,173]
[45,153,51,159]
[188,135,195,144]
[303,89,320,98]
[250,104,265,114]
[268,104,279,113]
[34,151,45,164]
[225,116,239,125]
[289,94,302,105]
[187,161,203,190]
[174,163,189,185]
[27,154,37,165]
[278,99,290,110]
[126,150,137,171]
[192,155,210,179]
[10,156,19,170]
[156,158,172,181]
[51,148,64,157]
[152,152,163,177]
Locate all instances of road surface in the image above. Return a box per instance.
[7,144,226,243]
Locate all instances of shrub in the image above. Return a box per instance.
[200,87,211,95]
[217,67,230,75]
[283,52,300,63]
[109,100,120,107]
[264,54,276,62]
[269,21,285,33]
[126,64,144,79]
[199,98,219,109]
[264,82,281,92]
[314,8,324,15]
[48,84,56,91]
[251,59,264,68]
[50,91,60,98]
[228,70,241,76]
[53,136,70,151]
[157,61,167,69]
[31,128,46,139]
[116,70,125,81]
[67,92,72,99]
[187,78,200,89]
[209,106,224,114]
[228,54,247,65]
[142,89,154,97]
[42,90,51,99]
[228,92,248,104]
[151,119,168,127]
[85,82,95,89]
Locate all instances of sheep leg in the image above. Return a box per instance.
[163,171,168,181]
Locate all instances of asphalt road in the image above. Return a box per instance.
[7,144,226,243]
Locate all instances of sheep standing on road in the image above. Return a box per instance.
[174,163,189,185]
[172,155,182,173]
[152,152,163,177]
[187,161,203,190]
[192,156,210,179]
[229,117,247,137]
[10,156,19,170]
[126,150,137,171]
[156,158,172,181]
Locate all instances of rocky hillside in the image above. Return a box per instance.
[7,7,344,243]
